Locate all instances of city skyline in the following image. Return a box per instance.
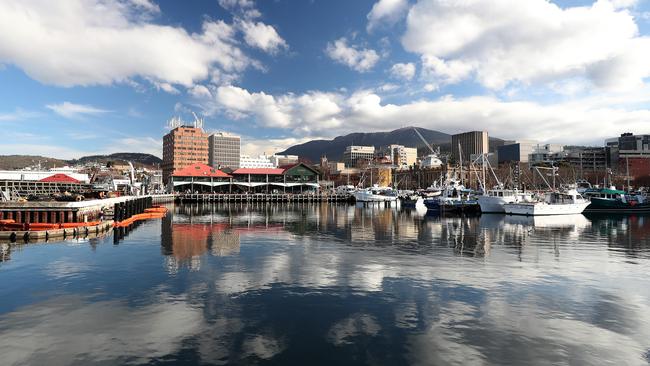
[3,0,650,159]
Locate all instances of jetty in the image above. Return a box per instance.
[176,193,353,203]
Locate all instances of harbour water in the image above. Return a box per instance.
[1,203,650,365]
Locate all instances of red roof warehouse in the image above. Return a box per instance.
[172,164,231,178]
[39,173,80,183]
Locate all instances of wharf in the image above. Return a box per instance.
[176,193,353,203]
[0,196,155,224]
[0,221,114,243]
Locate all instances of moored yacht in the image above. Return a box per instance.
[424,178,479,213]
[477,188,534,213]
[583,187,650,213]
[353,185,398,202]
[504,189,589,216]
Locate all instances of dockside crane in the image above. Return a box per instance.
[413,127,438,155]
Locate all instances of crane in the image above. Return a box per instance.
[413,127,436,154]
[191,111,204,129]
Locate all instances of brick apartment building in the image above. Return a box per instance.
[162,125,209,183]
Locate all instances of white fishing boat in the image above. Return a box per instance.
[353,185,398,202]
[471,154,532,213]
[477,188,533,213]
[503,189,589,216]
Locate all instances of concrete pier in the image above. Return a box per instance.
[0,196,155,224]
[0,221,114,243]
[176,193,353,203]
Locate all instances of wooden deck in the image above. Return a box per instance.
[176,193,353,203]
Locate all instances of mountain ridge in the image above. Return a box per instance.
[0,152,162,170]
[279,127,503,162]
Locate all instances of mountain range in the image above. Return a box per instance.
[0,153,162,170]
[0,129,503,170]
[279,127,503,162]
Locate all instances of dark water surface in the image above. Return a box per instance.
[1,203,650,365]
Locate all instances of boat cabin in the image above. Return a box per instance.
[486,189,517,198]
[544,190,585,204]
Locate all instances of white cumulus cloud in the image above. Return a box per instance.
[0,0,254,89]
[238,20,288,54]
[202,84,650,147]
[326,38,380,72]
[46,102,110,119]
[402,0,650,91]
[367,0,409,32]
[390,62,416,80]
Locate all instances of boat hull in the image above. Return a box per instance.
[401,197,424,208]
[353,192,398,202]
[584,197,650,213]
[477,196,517,213]
[504,202,589,216]
[425,198,480,214]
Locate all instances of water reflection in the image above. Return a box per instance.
[1,203,650,365]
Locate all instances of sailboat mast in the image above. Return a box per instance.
[626,156,630,190]
[458,142,463,185]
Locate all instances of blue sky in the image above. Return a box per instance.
[2,0,650,159]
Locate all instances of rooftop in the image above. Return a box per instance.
[172,164,231,178]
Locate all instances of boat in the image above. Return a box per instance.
[583,188,650,213]
[503,189,589,216]
[423,178,479,214]
[471,153,532,213]
[353,185,398,202]
[477,188,533,213]
[575,179,592,194]
[400,194,425,208]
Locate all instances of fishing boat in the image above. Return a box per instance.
[400,194,425,208]
[583,188,650,213]
[471,154,533,213]
[424,178,479,214]
[504,189,589,216]
[477,188,534,213]
[353,185,398,202]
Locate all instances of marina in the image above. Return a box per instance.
[5,0,650,364]
[1,203,650,365]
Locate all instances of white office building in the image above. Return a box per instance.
[240,154,275,169]
[343,146,375,167]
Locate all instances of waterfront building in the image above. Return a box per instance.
[605,133,650,178]
[563,147,608,172]
[270,154,299,167]
[419,154,443,169]
[232,163,320,193]
[162,125,209,183]
[343,146,375,167]
[528,144,565,164]
[498,140,538,164]
[209,132,241,170]
[171,163,232,193]
[170,163,320,194]
[240,154,275,169]
[0,169,89,183]
[451,131,489,163]
[380,145,418,168]
[327,161,345,174]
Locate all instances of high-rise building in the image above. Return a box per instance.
[270,154,299,167]
[605,133,650,178]
[380,144,418,168]
[343,146,375,167]
[497,140,538,164]
[162,125,209,183]
[451,131,489,163]
[563,147,608,172]
[209,132,241,169]
[528,143,565,164]
[240,154,275,168]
